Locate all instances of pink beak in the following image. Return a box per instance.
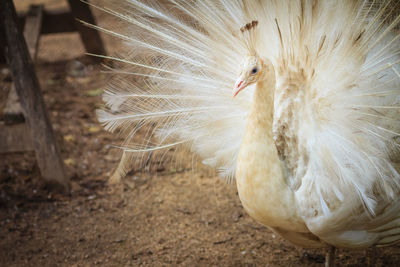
[233,77,247,97]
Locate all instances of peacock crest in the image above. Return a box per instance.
[240,20,259,55]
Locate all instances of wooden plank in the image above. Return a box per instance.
[67,0,106,56]
[17,8,76,35]
[3,85,24,125]
[41,8,77,34]
[24,5,43,61]
[4,5,43,125]
[0,124,33,153]
[0,0,69,190]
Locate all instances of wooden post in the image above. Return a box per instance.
[0,0,69,190]
[67,0,106,56]
[4,5,43,125]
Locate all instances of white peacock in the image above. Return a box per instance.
[93,1,400,265]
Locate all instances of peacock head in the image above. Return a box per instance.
[233,20,274,97]
[233,55,273,97]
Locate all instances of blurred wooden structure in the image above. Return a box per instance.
[0,0,105,190]
[0,0,106,63]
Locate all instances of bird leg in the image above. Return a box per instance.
[325,246,336,267]
[366,246,376,267]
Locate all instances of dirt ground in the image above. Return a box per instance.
[1,1,400,266]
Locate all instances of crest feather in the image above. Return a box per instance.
[240,20,259,54]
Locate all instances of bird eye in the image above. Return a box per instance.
[251,67,258,74]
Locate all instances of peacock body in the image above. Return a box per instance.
[95,0,400,250]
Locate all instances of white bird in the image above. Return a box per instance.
[94,0,400,265]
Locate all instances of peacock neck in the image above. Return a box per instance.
[236,76,307,232]
[251,79,275,124]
